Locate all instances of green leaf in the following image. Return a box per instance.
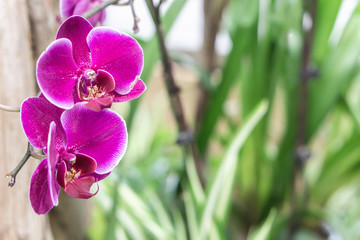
[248,209,277,240]
[198,100,269,239]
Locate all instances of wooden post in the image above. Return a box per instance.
[0,0,57,238]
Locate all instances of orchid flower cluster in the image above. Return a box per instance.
[21,15,145,214]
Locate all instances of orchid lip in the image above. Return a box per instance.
[77,69,116,103]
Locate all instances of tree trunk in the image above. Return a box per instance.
[0,0,57,239]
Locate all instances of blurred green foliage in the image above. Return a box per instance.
[88,0,360,239]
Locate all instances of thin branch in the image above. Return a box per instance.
[6,142,32,187]
[145,0,205,187]
[129,0,140,33]
[0,103,20,112]
[288,0,317,238]
[82,0,140,34]
[82,0,119,19]
[30,151,46,160]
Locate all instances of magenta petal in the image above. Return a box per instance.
[57,16,93,68]
[47,122,61,206]
[96,96,113,106]
[90,171,111,182]
[59,0,78,17]
[73,153,97,176]
[21,97,65,149]
[112,79,146,103]
[57,161,67,188]
[87,27,144,94]
[72,0,104,26]
[37,38,79,109]
[84,95,113,112]
[98,9,106,25]
[97,69,115,93]
[61,103,128,174]
[64,176,98,199]
[84,100,102,112]
[29,159,59,215]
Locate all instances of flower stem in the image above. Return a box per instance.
[0,103,20,112]
[82,0,139,33]
[288,0,317,238]
[5,142,45,187]
[129,0,140,33]
[145,0,206,187]
[82,0,119,19]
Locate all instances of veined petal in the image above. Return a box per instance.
[87,27,144,94]
[37,38,79,109]
[29,159,59,215]
[112,79,146,103]
[61,103,128,174]
[21,97,65,149]
[57,16,93,68]
[73,153,97,176]
[97,69,115,93]
[47,122,61,206]
[64,176,98,199]
[84,96,113,112]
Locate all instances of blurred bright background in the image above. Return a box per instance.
[79,0,360,239]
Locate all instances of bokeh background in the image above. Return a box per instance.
[2,0,360,239]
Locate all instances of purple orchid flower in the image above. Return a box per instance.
[37,15,145,112]
[60,0,106,26]
[21,96,127,214]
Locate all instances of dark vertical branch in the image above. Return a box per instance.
[288,0,317,238]
[145,0,205,187]
[196,0,229,132]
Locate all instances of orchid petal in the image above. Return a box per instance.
[57,16,93,68]
[98,9,106,25]
[72,0,104,26]
[90,171,111,182]
[57,161,67,188]
[64,176,98,199]
[37,38,79,109]
[59,0,78,17]
[112,79,146,103]
[21,97,65,149]
[61,103,127,174]
[47,122,61,206]
[73,153,97,176]
[84,95,113,112]
[84,100,102,112]
[29,159,59,215]
[87,27,144,94]
[97,69,115,93]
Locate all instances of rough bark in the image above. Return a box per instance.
[0,0,57,239]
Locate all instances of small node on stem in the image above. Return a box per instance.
[130,0,140,34]
[295,145,311,166]
[5,173,16,187]
[301,67,319,80]
[6,142,33,187]
[177,130,194,145]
